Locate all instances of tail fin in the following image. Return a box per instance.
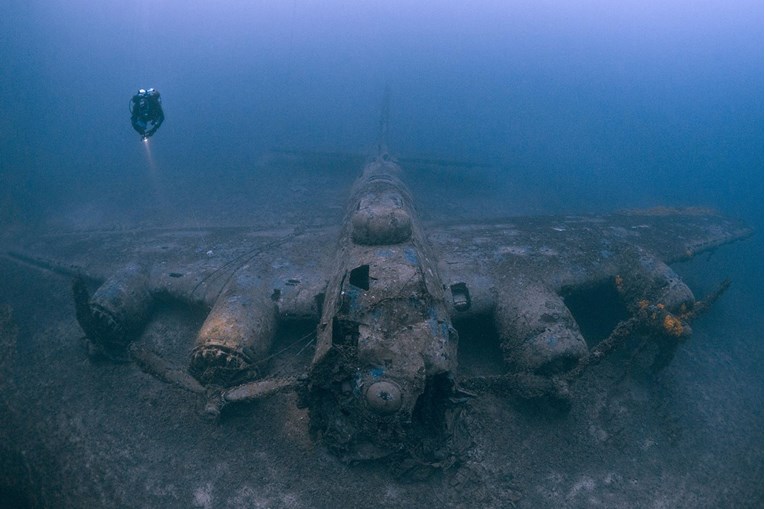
[377,86,391,157]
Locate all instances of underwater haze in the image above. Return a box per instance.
[0,0,762,507]
[1,0,762,225]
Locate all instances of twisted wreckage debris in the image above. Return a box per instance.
[7,107,752,473]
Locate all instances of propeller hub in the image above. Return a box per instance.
[365,380,402,415]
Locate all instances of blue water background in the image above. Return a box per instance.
[2,1,761,220]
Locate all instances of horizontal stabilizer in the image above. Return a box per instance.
[269,149,492,170]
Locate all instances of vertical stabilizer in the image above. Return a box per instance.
[377,86,391,157]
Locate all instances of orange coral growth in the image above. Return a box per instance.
[662,314,685,337]
[638,299,650,310]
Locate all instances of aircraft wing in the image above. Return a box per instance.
[3,225,339,316]
[429,208,752,317]
[3,207,751,324]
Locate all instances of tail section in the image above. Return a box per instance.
[377,86,391,158]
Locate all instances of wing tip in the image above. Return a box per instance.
[616,206,722,217]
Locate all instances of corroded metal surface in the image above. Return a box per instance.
[0,135,752,470]
[306,153,459,461]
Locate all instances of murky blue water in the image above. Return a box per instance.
[0,0,761,504]
[2,1,761,222]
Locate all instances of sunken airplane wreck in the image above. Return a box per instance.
[6,101,751,469]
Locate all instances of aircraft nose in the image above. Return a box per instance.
[365,380,403,415]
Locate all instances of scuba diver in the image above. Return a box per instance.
[130,88,164,141]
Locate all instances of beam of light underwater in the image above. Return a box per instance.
[140,137,203,228]
[142,137,156,172]
[142,137,163,207]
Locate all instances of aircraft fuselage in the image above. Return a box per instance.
[305,152,458,458]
